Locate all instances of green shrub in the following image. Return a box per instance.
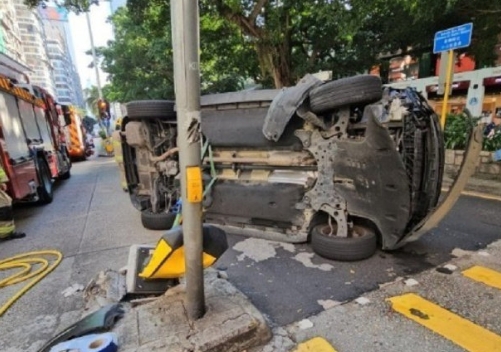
[444,113,501,152]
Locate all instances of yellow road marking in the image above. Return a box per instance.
[388,293,501,352]
[462,266,501,290]
[293,337,337,352]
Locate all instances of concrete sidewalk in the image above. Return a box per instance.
[442,173,501,198]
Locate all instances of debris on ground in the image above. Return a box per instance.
[355,297,371,305]
[61,284,84,298]
[296,319,314,330]
[38,304,124,352]
[49,332,118,352]
[404,278,419,287]
[317,299,342,310]
[444,264,458,271]
[83,270,126,312]
[478,251,490,257]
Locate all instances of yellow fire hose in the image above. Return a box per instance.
[0,250,63,317]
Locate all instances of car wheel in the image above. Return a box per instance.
[37,158,54,205]
[141,209,176,230]
[311,223,377,261]
[59,169,71,180]
[127,100,176,120]
[308,75,382,114]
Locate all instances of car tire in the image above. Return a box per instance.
[59,169,71,180]
[127,100,176,120]
[311,223,377,261]
[141,209,176,230]
[308,75,382,114]
[37,158,54,205]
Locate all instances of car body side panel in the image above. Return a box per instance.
[205,181,305,227]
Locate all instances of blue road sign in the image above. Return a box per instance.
[433,23,473,53]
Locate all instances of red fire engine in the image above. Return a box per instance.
[0,74,72,204]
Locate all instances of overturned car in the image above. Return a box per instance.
[120,75,446,261]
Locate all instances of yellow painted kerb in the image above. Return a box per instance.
[462,265,501,290]
[293,337,337,352]
[388,293,501,352]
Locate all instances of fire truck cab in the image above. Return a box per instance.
[0,74,72,204]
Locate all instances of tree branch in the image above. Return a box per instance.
[249,0,269,23]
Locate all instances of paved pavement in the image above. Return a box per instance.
[0,158,160,352]
[0,157,500,351]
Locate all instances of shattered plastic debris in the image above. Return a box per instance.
[355,297,370,305]
[444,264,457,271]
[317,299,341,310]
[61,284,84,298]
[297,319,314,330]
[404,278,419,287]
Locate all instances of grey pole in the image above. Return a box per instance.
[170,0,205,319]
[85,10,103,99]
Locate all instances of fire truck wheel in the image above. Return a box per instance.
[37,158,54,205]
[141,209,176,230]
[308,75,382,114]
[127,100,176,120]
[59,169,71,180]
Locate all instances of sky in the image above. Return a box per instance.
[67,4,114,91]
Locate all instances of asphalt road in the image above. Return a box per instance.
[217,186,501,326]
[0,158,500,351]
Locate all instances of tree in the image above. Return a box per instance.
[25,0,501,89]
[393,0,501,66]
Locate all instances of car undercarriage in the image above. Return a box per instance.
[121,74,445,261]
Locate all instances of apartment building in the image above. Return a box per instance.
[0,0,25,64]
[40,4,85,107]
[13,0,55,95]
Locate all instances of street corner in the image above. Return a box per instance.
[117,270,272,352]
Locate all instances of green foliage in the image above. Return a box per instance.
[396,0,501,67]
[444,113,501,152]
[24,0,501,92]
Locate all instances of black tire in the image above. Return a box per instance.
[59,169,71,180]
[37,158,54,205]
[311,223,377,261]
[308,75,382,114]
[58,150,71,180]
[127,100,176,120]
[141,209,176,230]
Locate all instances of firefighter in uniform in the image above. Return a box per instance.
[111,118,127,191]
[0,165,25,241]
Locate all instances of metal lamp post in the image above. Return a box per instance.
[171,0,205,320]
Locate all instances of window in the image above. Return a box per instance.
[34,107,54,152]
[17,100,41,142]
[0,92,30,160]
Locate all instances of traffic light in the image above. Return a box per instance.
[97,99,110,120]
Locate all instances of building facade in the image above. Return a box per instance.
[13,0,55,95]
[39,5,85,107]
[0,0,25,64]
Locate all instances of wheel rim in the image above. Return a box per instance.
[318,224,367,239]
